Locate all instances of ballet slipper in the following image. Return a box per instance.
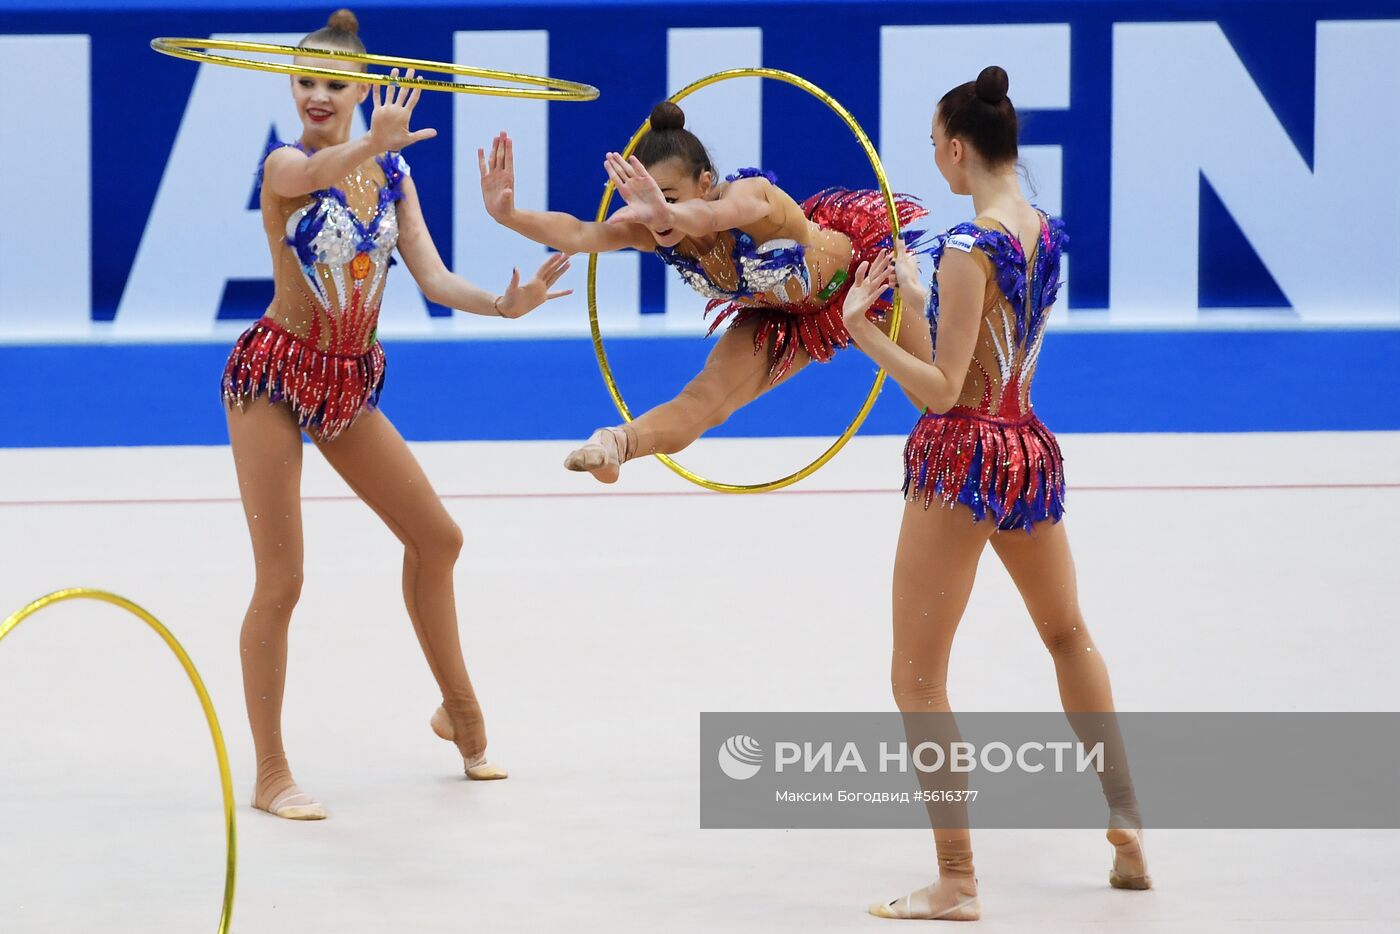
[431,705,508,780]
[1107,827,1153,890]
[563,427,627,484]
[868,878,981,921]
[252,784,327,821]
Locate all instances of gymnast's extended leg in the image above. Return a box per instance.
[564,319,811,482]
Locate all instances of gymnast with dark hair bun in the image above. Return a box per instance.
[478,101,931,482]
[839,65,1152,920]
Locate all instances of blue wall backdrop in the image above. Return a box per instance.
[1,0,1398,446]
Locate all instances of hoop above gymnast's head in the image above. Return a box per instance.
[298,7,368,65]
[277,8,384,151]
[148,28,600,100]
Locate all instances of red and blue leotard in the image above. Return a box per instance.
[903,211,1069,532]
[222,141,408,441]
[654,168,929,383]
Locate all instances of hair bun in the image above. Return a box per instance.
[975,65,1009,105]
[648,101,686,132]
[327,8,359,33]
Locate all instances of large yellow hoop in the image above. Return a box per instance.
[150,38,599,101]
[586,67,902,493]
[0,589,237,934]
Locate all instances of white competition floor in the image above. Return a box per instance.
[1,431,1397,933]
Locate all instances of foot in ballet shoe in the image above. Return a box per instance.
[868,879,981,921]
[431,705,508,780]
[463,752,509,781]
[252,783,327,821]
[1107,827,1153,890]
[563,427,626,484]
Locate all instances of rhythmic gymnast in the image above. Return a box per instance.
[223,8,571,819]
[838,66,1150,919]
[478,101,928,482]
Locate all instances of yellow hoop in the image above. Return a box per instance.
[586,67,902,493]
[150,37,599,101]
[0,589,237,934]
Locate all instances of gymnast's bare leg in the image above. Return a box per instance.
[313,409,506,781]
[564,318,814,482]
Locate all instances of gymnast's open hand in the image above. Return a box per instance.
[368,68,438,153]
[478,131,517,221]
[842,250,895,333]
[495,251,573,318]
[603,153,675,232]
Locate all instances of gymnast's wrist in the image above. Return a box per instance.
[696,201,721,232]
[492,294,506,316]
[359,131,386,157]
[848,313,876,336]
[650,203,680,234]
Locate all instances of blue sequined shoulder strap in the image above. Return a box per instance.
[928,211,1069,349]
[267,139,309,158]
[375,150,409,202]
[933,216,1039,315]
[932,222,988,261]
[254,139,308,189]
[725,167,777,184]
[926,222,991,348]
[653,166,813,300]
[254,140,408,203]
[1035,212,1069,312]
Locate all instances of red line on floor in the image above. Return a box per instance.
[1,481,1397,508]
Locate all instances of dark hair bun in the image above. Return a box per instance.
[975,65,1009,105]
[327,8,359,33]
[649,101,686,132]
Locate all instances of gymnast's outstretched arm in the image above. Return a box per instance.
[264,68,436,199]
[396,173,572,317]
[602,153,780,239]
[479,132,654,254]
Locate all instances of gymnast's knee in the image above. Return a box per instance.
[892,676,951,713]
[1039,614,1096,658]
[249,566,304,613]
[410,517,464,567]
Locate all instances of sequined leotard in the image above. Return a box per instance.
[903,210,1069,531]
[654,169,928,382]
[222,141,408,440]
